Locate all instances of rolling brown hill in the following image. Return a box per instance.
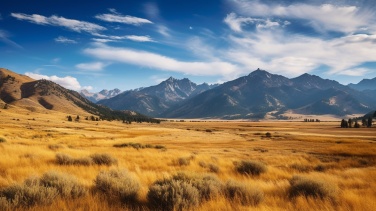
[0,68,159,123]
[0,68,92,114]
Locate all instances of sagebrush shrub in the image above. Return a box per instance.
[40,171,88,198]
[224,180,264,206]
[172,172,223,200]
[90,153,118,166]
[147,178,200,211]
[235,160,267,176]
[0,182,58,208]
[94,169,140,203]
[289,176,338,200]
[0,171,87,209]
[0,137,6,143]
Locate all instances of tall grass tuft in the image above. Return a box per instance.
[224,180,264,206]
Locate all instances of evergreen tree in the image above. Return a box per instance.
[354,121,360,128]
[362,118,367,127]
[367,116,373,128]
[348,119,352,128]
[341,119,348,128]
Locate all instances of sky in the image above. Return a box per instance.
[1,0,376,92]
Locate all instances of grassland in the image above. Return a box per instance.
[0,108,375,210]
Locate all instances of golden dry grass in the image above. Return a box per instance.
[0,107,375,210]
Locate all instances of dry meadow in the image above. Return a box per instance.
[0,108,375,210]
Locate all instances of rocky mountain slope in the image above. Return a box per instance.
[161,69,375,119]
[80,88,122,103]
[348,77,376,91]
[98,77,217,116]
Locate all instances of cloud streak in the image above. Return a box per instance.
[76,62,107,71]
[83,44,237,76]
[11,13,106,34]
[54,36,77,44]
[95,13,153,25]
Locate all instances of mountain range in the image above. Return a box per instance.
[96,69,376,119]
[80,88,122,103]
[0,68,158,122]
[97,77,217,116]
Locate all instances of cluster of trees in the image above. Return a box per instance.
[66,115,160,124]
[341,117,373,128]
[304,119,320,122]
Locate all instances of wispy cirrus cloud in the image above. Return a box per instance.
[54,36,77,44]
[11,13,106,34]
[95,13,152,25]
[76,62,107,71]
[228,0,374,34]
[93,34,154,42]
[83,44,237,76]
[0,29,23,49]
[25,72,83,90]
[224,12,288,32]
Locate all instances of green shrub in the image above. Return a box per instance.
[224,180,264,206]
[0,137,6,143]
[147,179,200,211]
[90,153,118,166]
[289,176,338,200]
[235,160,267,176]
[94,169,140,203]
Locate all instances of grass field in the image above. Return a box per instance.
[0,108,375,210]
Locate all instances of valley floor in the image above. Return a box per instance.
[0,108,375,210]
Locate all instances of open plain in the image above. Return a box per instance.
[0,108,375,210]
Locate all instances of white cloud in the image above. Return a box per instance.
[157,25,171,37]
[92,38,117,43]
[92,34,154,42]
[11,13,106,34]
[229,0,374,33]
[225,29,376,77]
[25,72,82,90]
[95,13,153,25]
[338,68,371,76]
[83,44,237,76]
[76,62,107,71]
[125,35,154,42]
[54,36,77,44]
[224,13,256,32]
[224,13,287,32]
[108,8,119,15]
[82,85,94,91]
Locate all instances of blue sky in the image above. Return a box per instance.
[1,0,376,91]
